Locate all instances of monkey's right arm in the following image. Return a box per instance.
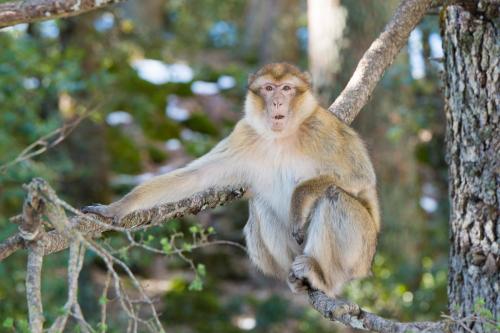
[83,126,249,221]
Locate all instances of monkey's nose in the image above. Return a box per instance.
[273,101,283,107]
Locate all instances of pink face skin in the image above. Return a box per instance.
[259,82,297,132]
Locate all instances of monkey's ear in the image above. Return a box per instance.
[248,73,257,86]
[302,71,313,87]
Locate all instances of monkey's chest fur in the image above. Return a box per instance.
[244,143,319,277]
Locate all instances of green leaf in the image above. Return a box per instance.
[161,238,172,254]
[196,263,206,277]
[2,318,13,328]
[118,247,129,261]
[188,275,203,291]
[97,322,108,332]
[189,225,200,234]
[99,295,108,305]
[182,242,193,252]
[145,234,155,245]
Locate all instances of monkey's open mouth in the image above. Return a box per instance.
[274,115,285,120]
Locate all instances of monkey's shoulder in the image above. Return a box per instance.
[299,108,364,153]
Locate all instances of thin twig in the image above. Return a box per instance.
[0,105,96,173]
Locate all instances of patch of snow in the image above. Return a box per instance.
[234,316,256,331]
[165,95,189,121]
[191,81,219,95]
[408,28,425,80]
[168,63,194,83]
[39,20,59,39]
[23,77,40,90]
[131,59,193,85]
[420,196,438,213]
[1,23,28,34]
[106,111,133,126]
[165,139,182,151]
[217,75,236,90]
[94,12,115,32]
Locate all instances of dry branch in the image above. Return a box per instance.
[0,0,125,28]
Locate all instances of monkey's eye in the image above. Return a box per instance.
[283,85,291,91]
[265,86,273,91]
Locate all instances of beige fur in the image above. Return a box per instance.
[84,63,380,298]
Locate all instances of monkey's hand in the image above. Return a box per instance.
[81,204,118,222]
[292,225,306,245]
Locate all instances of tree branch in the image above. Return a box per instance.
[329,0,434,124]
[0,0,125,28]
[309,290,451,332]
[0,178,246,260]
[26,245,45,333]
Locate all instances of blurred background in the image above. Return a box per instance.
[0,0,449,332]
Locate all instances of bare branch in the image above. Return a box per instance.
[309,290,452,332]
[0,105,96,173]
[0,0,126,29]
[26,243,45,333]
[328,0,434,124]
[49,240,86,333]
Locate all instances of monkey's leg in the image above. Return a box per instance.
[244,202,287,279]
[290,176,335,245]
[289,186,378,297]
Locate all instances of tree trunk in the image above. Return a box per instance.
[242,0,300,64]
[442,3,499,332]
[307,0,347,105]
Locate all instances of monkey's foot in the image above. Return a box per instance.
[288,255,323,293]
[291,226,305,245]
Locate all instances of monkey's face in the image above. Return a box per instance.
[246,63,315,136]
[257,80,298,132]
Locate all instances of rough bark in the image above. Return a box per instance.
[443,2,500,332]
[0,0,124,28]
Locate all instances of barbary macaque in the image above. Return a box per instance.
[84,63,380,297]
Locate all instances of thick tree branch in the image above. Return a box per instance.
[329,0,434,124]
[0,0,125,28]
[0,178,246,260]
[309,290,451,332]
